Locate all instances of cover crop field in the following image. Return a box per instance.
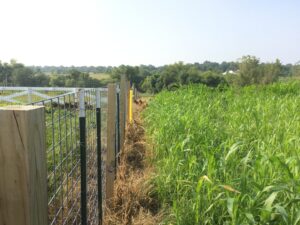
[144,82,300,224]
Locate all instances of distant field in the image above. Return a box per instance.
[89,73,111,80]
[0,102,9,107]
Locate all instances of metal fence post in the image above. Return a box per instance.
[96,89,103,225]
[79,90,87,225]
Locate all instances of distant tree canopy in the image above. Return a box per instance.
[233,56,282,86]
[50,69,101,87]
[111,65,143,85]
[137,57,293,93]
[29,65,112,74]
[292,62,300,77]
[0,60,50,86]
[0,60,100,87]
[0,56,299,91]
[139,62,228,93]
[107,58,294,93]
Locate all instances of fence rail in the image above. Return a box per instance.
[0,76,133,225]
[0,86,107,104]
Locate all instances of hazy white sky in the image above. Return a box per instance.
[0,0,299,66]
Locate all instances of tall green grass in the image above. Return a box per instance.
[144,82,300,224]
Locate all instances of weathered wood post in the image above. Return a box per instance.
[119,75,127,149]
[126,81,131,121]
[0,105,48,225]
[106,84,117,201]
[129,88,133,123]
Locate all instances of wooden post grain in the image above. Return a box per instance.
[0,105,47,225]
[120,75,126,149]
[106,84,116,201]
[129,89,133,123]
[126,81,131,121]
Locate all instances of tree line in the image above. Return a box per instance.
[0,60,102,87]
[1,56,299,91]
[110,56,299,93]
[29,65,111,74]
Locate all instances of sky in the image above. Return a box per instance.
[0,0,299,66]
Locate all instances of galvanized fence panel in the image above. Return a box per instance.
[0,83,128,225]
[29,88,107,225]
[32,93,82,225]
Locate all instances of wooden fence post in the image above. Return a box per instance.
[0,105,48,225]
[106,84,116,201]
[126,81,131,121]
[129,88,133,123]
[120,75,127,149]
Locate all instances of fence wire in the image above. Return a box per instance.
[30,88,107,225]
[0,84,125,225]
[85,90,98,225]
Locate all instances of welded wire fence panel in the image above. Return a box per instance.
[0,82,129,225]
[84,90,98,225]
[0,82,131,225]
[32,93,82,225]
[2,85,123,225]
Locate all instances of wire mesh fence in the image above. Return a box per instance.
[32,93,81,225]
[0,79,131,225]
[30,88,108,225]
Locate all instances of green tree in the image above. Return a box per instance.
[50,75,66,87]
[110,65,143,88]
[141,73,162,93]
[0,61,13,85]
[238,55,261,86]
[186,67,202,84]
[200,71,226,87]
[292,62,300,77]
[65,78,75,87]
[12,67,35,86]
[69,69,81,80]
[34,73,50,86]
[260,59,282,84]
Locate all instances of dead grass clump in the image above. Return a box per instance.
[105,101,162,225]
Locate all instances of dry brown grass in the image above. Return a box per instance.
[104,101,162,225]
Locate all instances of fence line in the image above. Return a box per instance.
[0,75,135,225]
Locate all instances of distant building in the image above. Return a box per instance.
[222,70,238,75]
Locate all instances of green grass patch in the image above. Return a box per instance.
[143,82,300,224]
[89,72,111,80]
